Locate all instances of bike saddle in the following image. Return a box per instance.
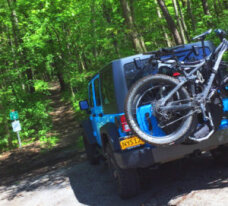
[144,45,185,56]
[192,29,212,41]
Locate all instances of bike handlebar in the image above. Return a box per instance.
[215,29,227,41]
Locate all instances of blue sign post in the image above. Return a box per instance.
[10,111,19,121]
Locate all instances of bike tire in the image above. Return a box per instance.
[125,74,197,146]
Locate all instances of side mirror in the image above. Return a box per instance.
[79,100,89,111]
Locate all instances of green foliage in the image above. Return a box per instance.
[34,80,50,94]
[0,0,227,152]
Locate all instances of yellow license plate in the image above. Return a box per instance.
[120,136,145,150]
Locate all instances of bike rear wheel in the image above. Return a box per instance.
[125,74,197,146]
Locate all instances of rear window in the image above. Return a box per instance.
[124,44,214,89]
[124,58,156,89]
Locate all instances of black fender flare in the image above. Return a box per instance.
[81,119,96,144]
[100,123,121,152]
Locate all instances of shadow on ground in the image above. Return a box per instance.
[0,144,85,186]
[68,154,228,206]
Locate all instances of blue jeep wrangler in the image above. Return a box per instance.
[79,41,228,198]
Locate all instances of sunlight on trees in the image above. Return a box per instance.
[0,0,227,152]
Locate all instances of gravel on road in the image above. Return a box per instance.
[0,154,228,206]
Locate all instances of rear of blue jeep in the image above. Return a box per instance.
[80,41,228,198]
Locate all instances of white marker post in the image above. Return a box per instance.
[10,111,22,148]
[12,120,22,148]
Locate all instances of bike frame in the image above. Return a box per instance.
[159,39,228,113]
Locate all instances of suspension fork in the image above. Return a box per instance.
[201,72,216,100]
[202,41,227,100]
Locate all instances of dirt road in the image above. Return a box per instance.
[1,83,227,205]
[0,154,227,206]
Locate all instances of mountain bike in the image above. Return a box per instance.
[125,29,228,146]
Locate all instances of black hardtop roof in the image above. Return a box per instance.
[90,40,215,82]
[89,53,150,81]
[100,40,215,72]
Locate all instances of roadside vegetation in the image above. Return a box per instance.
[0,0,227,152]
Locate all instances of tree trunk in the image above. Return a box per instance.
[172,0,187,44]
[201,0,210,15]
[26,69,35,93]
[155,1,172,47]
[187,0,196,32]
[90,0,97,59]
[0,103,13,148]
[181,0,187,7]
[217,0,224,10]
[79,54,87,71]
[102,0,120,56]
[120,0,147,53]
[176,0,190,41]
[57,72,66,91]
[157,0,182,45]
[7,0,35,93]
[213,0,220,20]
[222,0,228,8]
[129,0,147,52]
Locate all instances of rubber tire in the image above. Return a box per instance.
[125,74,196,146]
[83,134,99,165]
[105,144,140,199]
[211,145,228,164]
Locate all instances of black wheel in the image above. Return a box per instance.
[125,74,197,146]
[83,134,99,165]
[211,145,228,164]
[105,144,140,199]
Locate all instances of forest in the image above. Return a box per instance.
[0,0,227,152]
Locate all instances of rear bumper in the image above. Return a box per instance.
[114,128,228,169]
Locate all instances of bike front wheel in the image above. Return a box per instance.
[124,74,197,146]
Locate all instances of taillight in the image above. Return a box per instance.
[120,115,131,132]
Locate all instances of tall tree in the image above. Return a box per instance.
[213,0,220,20]
[222,0,228,8]
[157,0,182,45]
[120,0,147,53]
[187,0,196,32]
[155,0,172,47]
[102,0,120,56]
[176,0,190,41]
[7,0,35,93]
[90,0,98,59]
[172,0,187,44]
[201,0,211,15]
